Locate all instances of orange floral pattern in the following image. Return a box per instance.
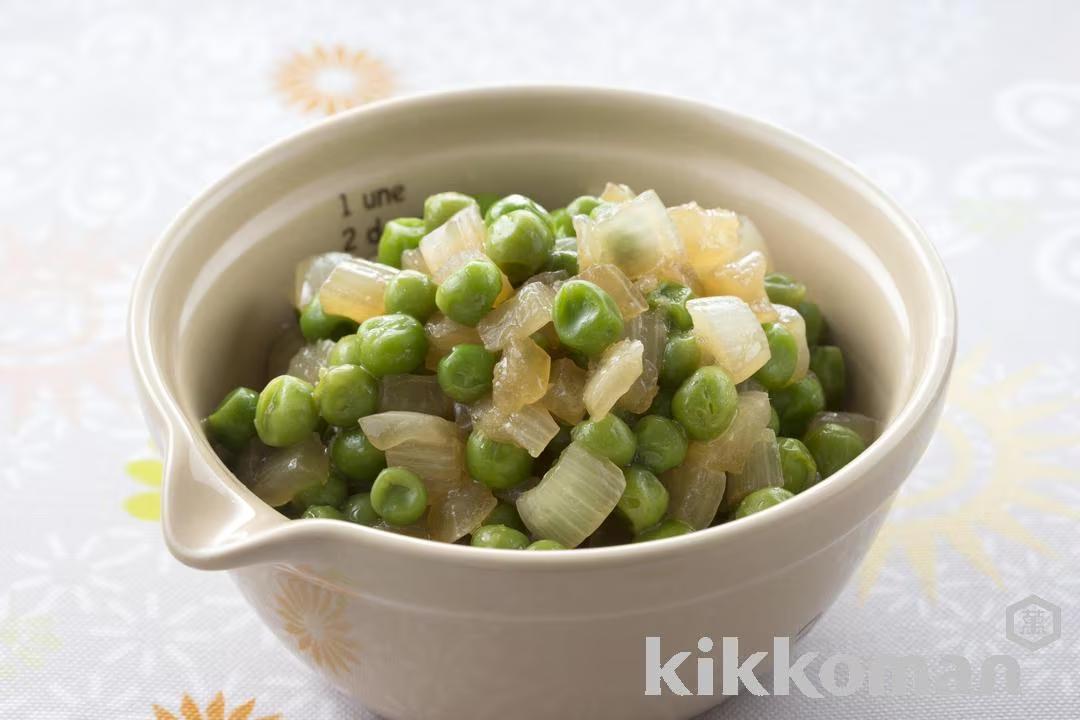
[275,44,393,115]
[152,692,279,720]
[273,574,359,675]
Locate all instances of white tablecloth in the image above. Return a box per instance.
[2,1,1078,717]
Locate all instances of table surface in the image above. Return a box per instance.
[3,1,1079,717]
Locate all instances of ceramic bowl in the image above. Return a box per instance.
[129,87,955,720]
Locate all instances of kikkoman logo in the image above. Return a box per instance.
[644,637,1022,697]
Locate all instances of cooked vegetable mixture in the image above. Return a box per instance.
[204,183,876,548]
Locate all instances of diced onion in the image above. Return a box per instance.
[542,358,588,424]
[470,400,560,458]
[358,411,459,450]
[699,251,771,320]
[294,251,352,309]
[618,310,666,413]
[477,281,557,351]
[385,437,464,497]
[419,204,485,282]
[427,479,498,543]
[577,264,649,319]
[247,434,328,507]
[401,248,430,275]
[583,339,643,420]
[573,190,682,279]
[736,214,773,270]
[286,339,334,385]
[425,314,482,370]
[686,296,770,383]
[379,374,454,418]
[662,443,727,529]
[599,182,636,203]
[493,337,551,414]
[375,518,430,539]
[667,202,740,272]
[516,442,626,547]
[318,257,398,323]
[722,428,784,510]
[806,412,878,445]
[522,270,569,288]
[774,304,810,383]
[696,391,772,473]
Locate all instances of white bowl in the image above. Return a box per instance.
[129,87,956,720]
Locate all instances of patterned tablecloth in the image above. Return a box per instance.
[3,1,1079,717]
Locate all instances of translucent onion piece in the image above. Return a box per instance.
[477,281,557,351]
[379,374,454,418]
[736,377,767,394]
[668,202,740,272]
[583,339,644,420]
[599,181,636,203]
[230,440,269,487]
[806,412,878,445]
[470,400,560,458]
[267,324,306,379]
[573,190,682,279]
[700,250,770,313]
[424,314,482,370]
[751,298,779,323]
[686,296,770,383]
[400,248,431,275]
[722,428,784,510]
[358,411,459,450]
[736,214,773,270]
[453,402,473,436]
[286,339,334,385]
[516,442,626,548]
[542,358,588,424]
[419,204,485,282]
[653,260,706,297]
[774,304,810,383]
[696,391,772,473]
[493,337,551,414]
[427,479,498,543]
[662,443,727,530]
[248,434,328,507]
[294,251,352,309]
[375,517,430,539]
[522,270,569,288]
[618,310,666,413]
[318,257,398,323]
[385,436,465,497]
[577,264,649,319]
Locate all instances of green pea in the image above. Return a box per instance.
[803,422,866,478]
[660,331,701,388]
[753,323,798,390]
[205,387,259,452]
[376,217,426,268]
[764,272,807,308]
[543,247,579,275]
[566,195,602,218]
[484,500,527,533]
[798,301,827,346]
[384,270,437,321]
[810,345,846,409]
[484,209,555,284]
[342,492,379,526]
[473,192,500,216]
[616,465,670,534]
[570,414,637,466]
[778,437,817,494]
[370,467,428,525]
[466,431,533,490]
[483,193,553,229]
[647,387,673,417]
[633,518,694,543]
[301,505,345,520]
[313,364,379,427]
[327,333,363,366]
[291,471,348,513]
[550,208,575,238]
[770,373,825,438]
[423,191,478,232]
[471,524,530,549]
[255,375,319,447]
[552,279,624,356]
[734,487,794,519]
[526,539,566,550]
[435,258,503,327]
[672,366,738,442]
[329,427,386,489]
[768,405,780,434]
[357,313,427,377]
[633,415,688,474]
[299,297,357,342]
[647,282,694,332]
[436,343,496,403]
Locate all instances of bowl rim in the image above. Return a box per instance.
[129,84,957,571]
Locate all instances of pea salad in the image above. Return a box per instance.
[203,183,875,549]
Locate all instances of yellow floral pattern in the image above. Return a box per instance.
[123,456,163,521]
[273,574,359,676]
[152,692,280,720]
[0,609,60,677]
[275,44,393,115]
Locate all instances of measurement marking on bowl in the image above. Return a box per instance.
[338,185,407,252]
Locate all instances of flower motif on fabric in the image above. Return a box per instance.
[276,45,393,115]
[273,574,359,675]
[152,692,280,720]
[123,455,162,521]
